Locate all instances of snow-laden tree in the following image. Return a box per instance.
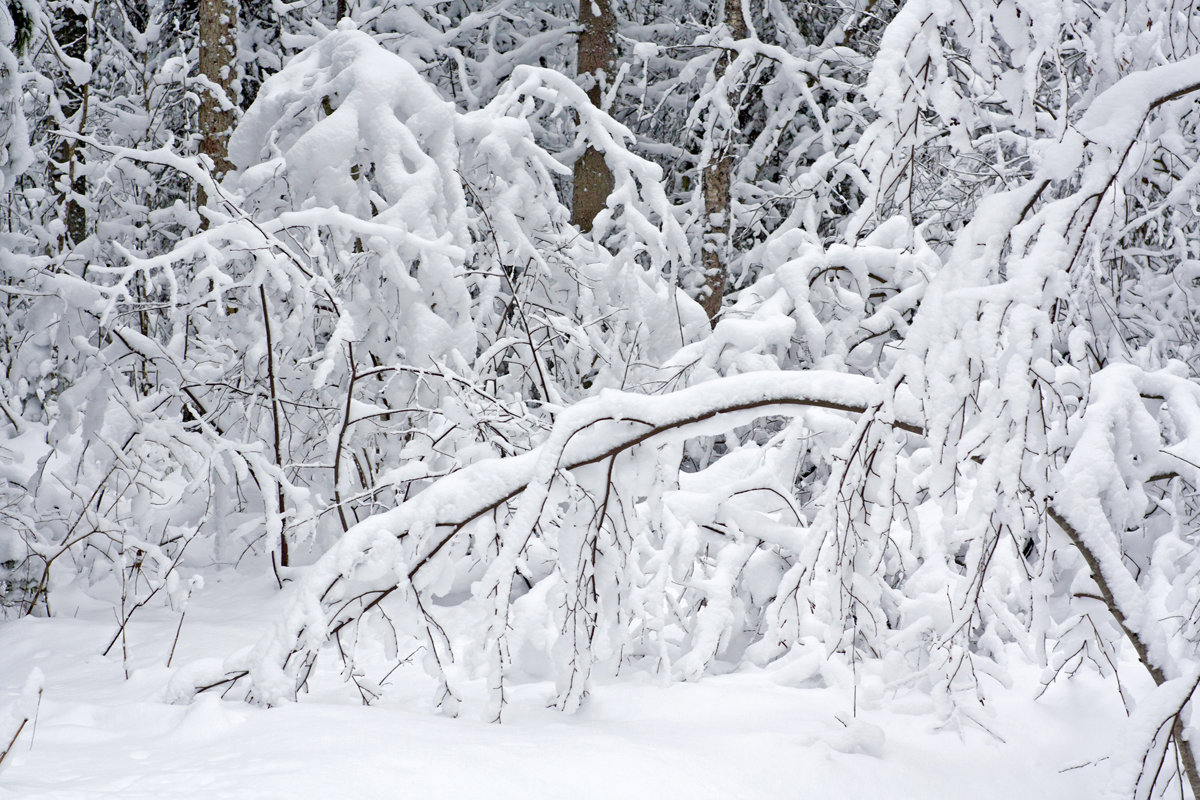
[7,21,701,627]
[2,1,1200,797]
[0,0,37,611]
[0,0,218,617]
[0,0,33,196]
[261,0,578,111]
[606,0,893,317]
[146,6,1200,798]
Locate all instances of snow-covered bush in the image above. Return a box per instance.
[3,2,1200,797]
[158,8,1200,797]
[11,22,701,609]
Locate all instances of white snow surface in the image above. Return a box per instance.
[0,571,1134,799]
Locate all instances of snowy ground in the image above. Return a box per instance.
[0,571,1130,799]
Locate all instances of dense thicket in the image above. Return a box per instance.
[3,1,1200,796]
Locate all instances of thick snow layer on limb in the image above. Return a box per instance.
[1076,53,1200,151]
[227,26,476,361]
[184,369,909,705]
[485,65,694,299]
[1106,669,1200,800]
[1037,52,1200,184]
[367,369,899,559]
[1053,366,1200,674]
[0,31,31,195]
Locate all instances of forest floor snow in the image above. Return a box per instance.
[0,570,1130,799]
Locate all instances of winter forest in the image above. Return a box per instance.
[1,0,1200,795]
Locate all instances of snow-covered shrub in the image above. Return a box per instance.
[3,1,1200,796]
[162,8,1200,796]
[16,21,701,606]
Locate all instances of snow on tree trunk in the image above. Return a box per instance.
[0,0,33,195]
[699,0,748,322]
[198,0,237,186]
[51,2,87,245]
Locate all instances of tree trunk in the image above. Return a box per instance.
[53,6,88,246]
[198,0,238,197]
[571,0,615,232]
[700,0,748,321]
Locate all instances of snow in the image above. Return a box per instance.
[1076,54,1200,150]
[0,571,1132,799]
[6,4,1200,798]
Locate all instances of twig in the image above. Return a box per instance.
[167,610,186,668]
[0,719,27,770]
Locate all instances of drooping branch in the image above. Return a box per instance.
[184,362,1200,770]
[1047,507,1200,799]
[191,370,908,701]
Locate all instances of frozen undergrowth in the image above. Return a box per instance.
[4,2,1200,798]
[0,570,1131,799]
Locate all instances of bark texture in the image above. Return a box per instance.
[54,7,88,245]
[571,0,615,232]
[198,0,237,190]
[700,0,748,321]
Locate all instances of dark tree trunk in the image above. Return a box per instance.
[571,0,615,232]
[53,7,88,246]
[198,0,238,197]
[700,0,748,321]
